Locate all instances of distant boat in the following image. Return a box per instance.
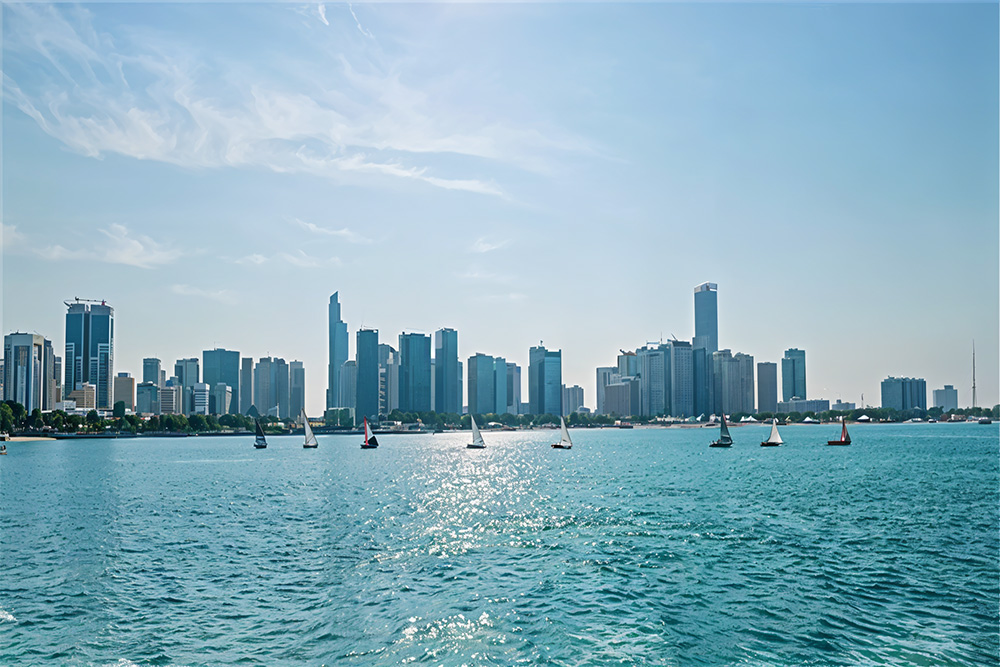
[761,418,783,447]
[253,419,268,449]
[467,415,486,449]
[0,443,7,455]
[710,414,733,448]
[361,417,379,449]
[827,417,851,446]
[552,416,573,449]
[979,417,992,425]
[301,410,318,448]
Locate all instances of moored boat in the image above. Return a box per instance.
[361,417,379,449]
[827,417,851,446]
[710,414,733,448]
[467,415,486,449]
[253,419,268,449]
[761,418,783,447]
[552,416,573,449]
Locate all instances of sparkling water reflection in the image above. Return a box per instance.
[1,424,997,665]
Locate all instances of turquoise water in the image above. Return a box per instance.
[1,423,997,666]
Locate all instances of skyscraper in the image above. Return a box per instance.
[3,332,55,412]
[64,299,115,409]
[378,344,399,416]
[781,348,807,401]
[734,352,755,414]
[398,332,432,413]
[340,360,357,411]
[562,385,584,414]
[595,366,618,415]
[693,282,719,353]
[881,377,927,411]
[467,353,496,415]
[240,357,253,414]
[757,362,778,413]
[174,358,200,415]
[142,358,161,386]
[289,361,305,418]
[529,345,562,416]
[668,340,694,418]
[434,328,460,414]
[203,348,240,414]
[327,293,349,409]
[637,345,667,417]
[356,329,379,422]
[506,362,521,414]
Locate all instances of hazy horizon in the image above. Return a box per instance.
[3,2,998,414]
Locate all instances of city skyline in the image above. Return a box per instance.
[2,3,997,414]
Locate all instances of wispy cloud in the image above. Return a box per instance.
[234,250,340,268]
[347,4,373,38]
[36,224,180,268]
[317,4,330,27]
[172,284,237,304]
[1,224,25,249]
[2,4,580,198]
[235,253,268,265]
[292,218,371,244]
[470,237,509,253]
[458,269,513,284]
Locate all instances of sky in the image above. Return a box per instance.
[2,2,998,414]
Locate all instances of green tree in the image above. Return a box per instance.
[113,401,126,419]
[1,403,14,434]
[86,410,102,430]
[5,401,27,428]
[188,414,208,432]
[144,415,161,432]
[29,408,44,429]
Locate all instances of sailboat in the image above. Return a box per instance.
[361,417,379,449]
[253,419,268,449]
[827,416,851,446]
[467,415,486,449]
[552,416,573,449]
[761,418,783,447]
[302,410,318,449]
[710,414,733,447]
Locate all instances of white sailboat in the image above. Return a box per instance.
[467,415,486,449]
[302,410,318,448]
[361,417,379,449]
[761,418,783,447]
[552,416,572,449]
[253,418,268,449]
[710,414,733,448]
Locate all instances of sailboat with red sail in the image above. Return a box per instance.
[361,417,379,449]
[827,417,851,446]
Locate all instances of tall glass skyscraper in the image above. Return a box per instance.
[289,361,305,418]
[434,328,460,414]
[356,329,379,422]
[693,282,718,353]
[781,348,807,401]
[142,358,161,386]
[398,332,432,413]
[327,293,349,409]
[203,348,240,414]
[64,299,115,409]
[529,345,562,416]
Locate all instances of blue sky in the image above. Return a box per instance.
[3,2,998,413]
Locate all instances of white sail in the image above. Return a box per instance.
[470,416,486,447]
[765,418,783,445]
[559,417,573,447]
[302,410,318,447]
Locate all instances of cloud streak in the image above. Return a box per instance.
[2,4,582,197]
[172,284,237,304]
[36,224,180,269]
[471,237,510,253]
[291,218,371,244]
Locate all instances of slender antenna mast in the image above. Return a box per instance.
[972,340,977,409]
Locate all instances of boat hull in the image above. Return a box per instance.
[709,442,732,448]
[551,444,571,449]
[466,444,485,449]
[826,441,850,446]
[303,444,317,449]
[760,442,781,447]
[254,444,267,449]
[361,444,377,449]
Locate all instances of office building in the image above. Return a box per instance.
[113,372,135,410]
[142,358,161,386]
[692,345,714,418]
[64,299,115,409]
[289,361,305,418]
[398,332,432,413]
[881,377,927,412]
[713,350,753,415]
[668,340,694,418]
[240,357,253,414]
[617,350,638,378]
[253,357,284,418]
[777,398,831,414]
[735,353,755,414]
[173,358,200,415]
[339,360,357,410]
[136,382,160,415]
[506,362,521,414]
[693,282,719,353]
[3,332,57,412]
[831,400,856,412]
[434,328,460,414]
[67,383,97,410]
[781,348,807,401]
[529,345,562,416]
[604,377,639,417]
[467,353,497,415]
[378,344,399,416]
[191,382,210,415]
[203,348,240,414]
[596,366,620,415]
[160,378,181,415]
[211,383,232,417]
[757,362,778,413]
[356,329,379,422]
[932,385,958,412]
[562,384,584,414]
[327,292,349,409]
[637,345,667,417]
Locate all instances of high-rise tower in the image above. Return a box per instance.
[693,282,718,353]
[356,329,379,422]
[434,328,460,414]
[781,348,807,401]
[64,298,115,409]
[327,293,349,409]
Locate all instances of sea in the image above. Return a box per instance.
[1,423,997,666]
